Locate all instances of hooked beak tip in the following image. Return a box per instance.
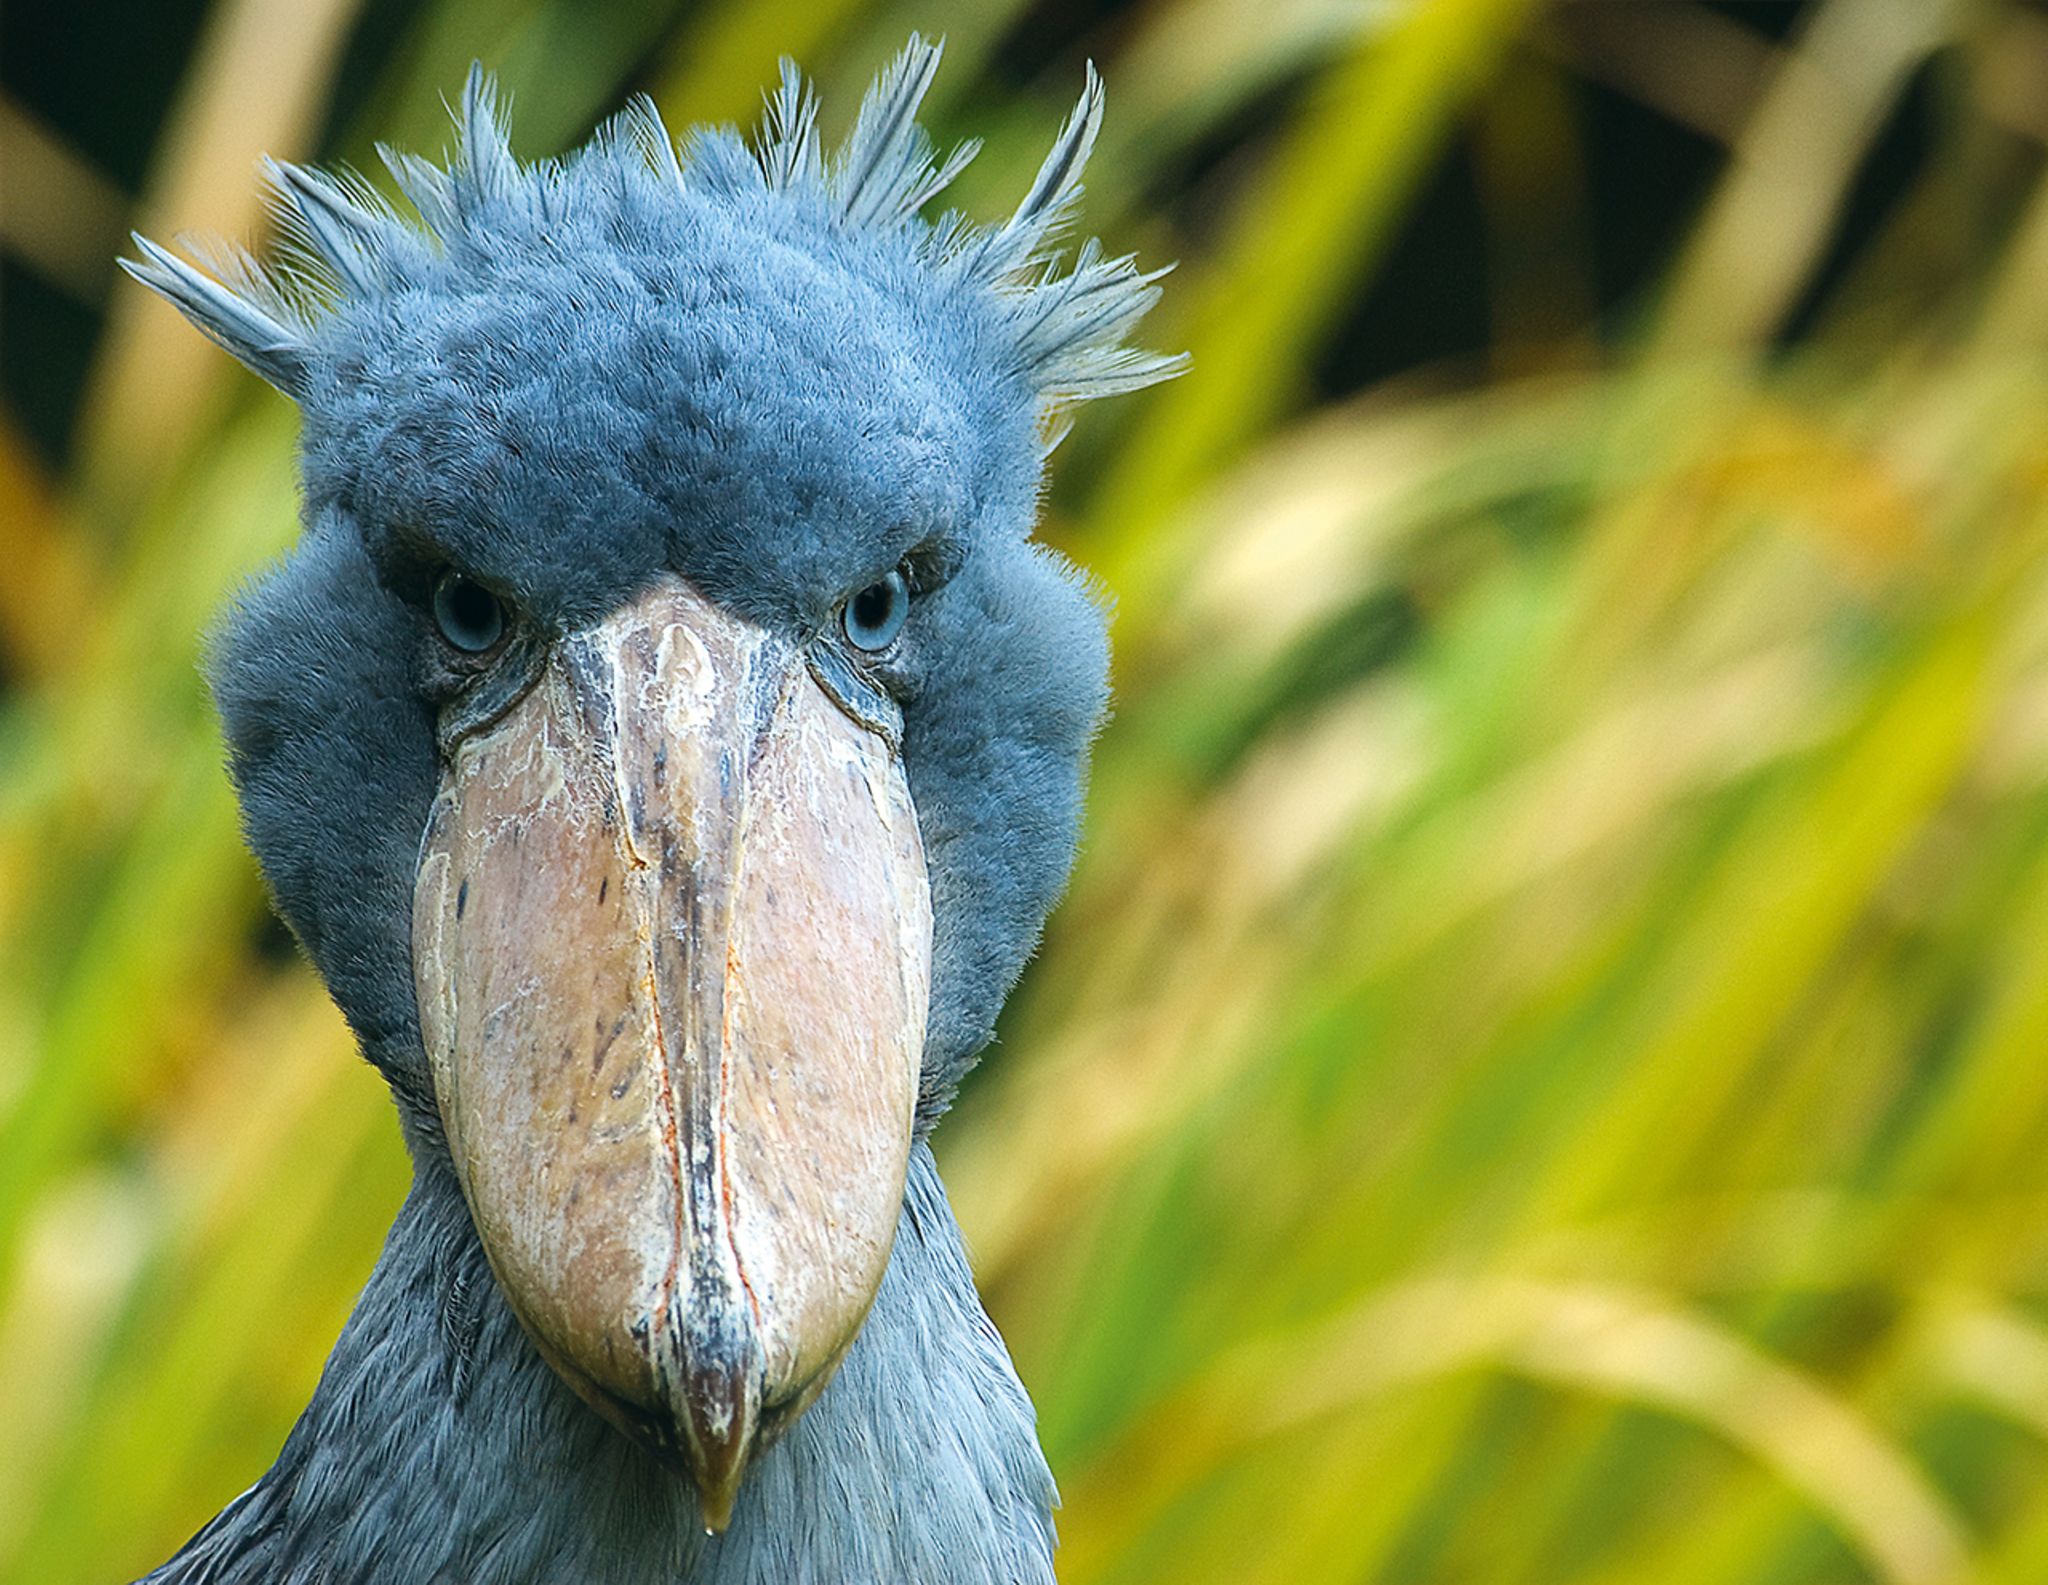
[680,1347,761,1534]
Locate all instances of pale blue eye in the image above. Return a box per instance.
[842,569,909,652]
[433,572,506,654]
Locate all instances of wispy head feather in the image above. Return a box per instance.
[120,232,312,395]
[123,39,1186,407]
[754,60,822,192]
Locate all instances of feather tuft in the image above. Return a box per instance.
[975,63,1104,283]
[830,35,973,230]
[120,232,312,396]
[264,159,405,297]
[755,59,823,192]
[454,63,518,206]
[619,95,685,189]
[122,45,1183,412]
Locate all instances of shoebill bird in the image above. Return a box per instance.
[121,39,1180,1584]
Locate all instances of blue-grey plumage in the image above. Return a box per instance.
[144,1148,1057,1583]
[124,36,1180,1583]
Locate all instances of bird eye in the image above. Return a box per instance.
[842,569,909,652]
[432,572,507,655]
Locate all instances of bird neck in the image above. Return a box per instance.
[143,1142,1057,1585]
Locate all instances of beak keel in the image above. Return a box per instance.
[413,575,930,1531]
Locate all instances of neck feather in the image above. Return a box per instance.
[142,1144,1056,1585]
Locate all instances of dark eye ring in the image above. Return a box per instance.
[432,571,507,655]
[842,568,910,652]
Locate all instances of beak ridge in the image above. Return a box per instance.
[414,575,930,1531]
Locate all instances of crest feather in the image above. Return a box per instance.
[976,62,1104,284]
[264,158,407,297]
[618,95,685,190]
[830,35,978,231]
[378,144,461,236]
[122,45,1184,411]
[756,59,823,192]
[119,232,311,396]
[454,63,518,205]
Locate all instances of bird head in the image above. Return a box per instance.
[125,40,1179,1531]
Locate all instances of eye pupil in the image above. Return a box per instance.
[433,573,505,654]
[843,569,909,652]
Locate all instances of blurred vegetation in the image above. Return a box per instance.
[7,0,2048,1579]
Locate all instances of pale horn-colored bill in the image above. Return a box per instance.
[412,574,931,1530]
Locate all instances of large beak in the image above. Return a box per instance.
[412,575,930,1531]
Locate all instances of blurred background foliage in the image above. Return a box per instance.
[5,0,2048,1579]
